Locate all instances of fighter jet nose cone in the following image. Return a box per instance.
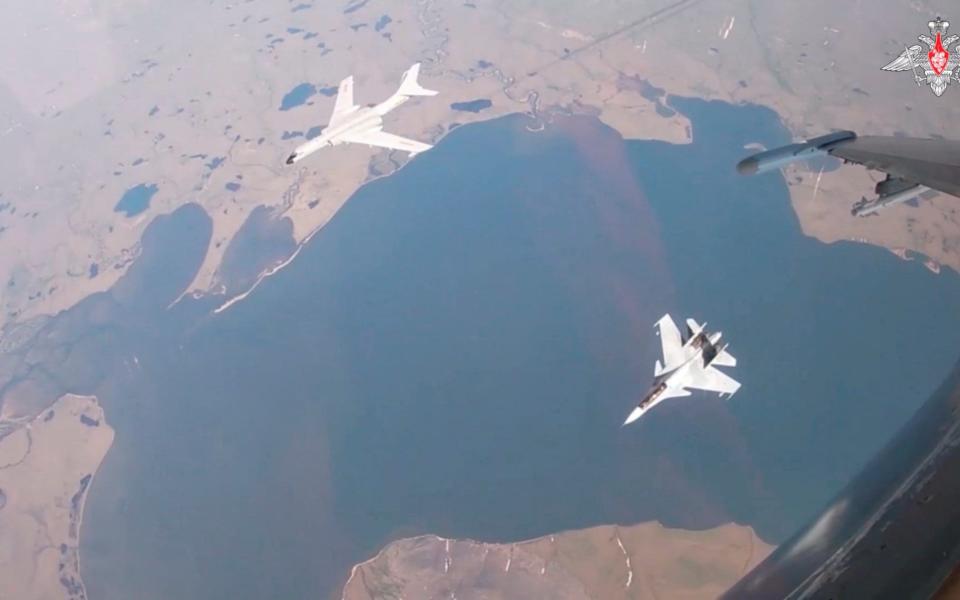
[623,407,644,426]
[736,157,759,175]
[285,153,297,165]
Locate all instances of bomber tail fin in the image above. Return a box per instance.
[397,63,438,97]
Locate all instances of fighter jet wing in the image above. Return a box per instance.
[826,136,960,198]
[341,129,432,155]
[683,364,741,396]
[738,132,960,199]
[737,132,960,215]
[329,75,356,127]
[655,314,685,374]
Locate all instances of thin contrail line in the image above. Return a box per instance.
[524,0,710,80]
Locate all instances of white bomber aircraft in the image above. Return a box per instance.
[285,63,438,165]
[623,314,741,426]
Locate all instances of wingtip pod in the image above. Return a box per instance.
[736,130,857,175]
[736,156,760,175]
[398,62,439,97]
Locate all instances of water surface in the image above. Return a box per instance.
[279,83,316,111]
[451,99,492,113]
[113,184,158,217]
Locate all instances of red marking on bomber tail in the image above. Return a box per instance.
[929,32,950,75]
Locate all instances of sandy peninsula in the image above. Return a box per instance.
[0,394,114,600]
[341,521,773,600]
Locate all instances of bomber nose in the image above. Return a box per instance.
[285,152,298,165]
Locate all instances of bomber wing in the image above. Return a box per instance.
[341,129,433,156]
[329,75,356,127]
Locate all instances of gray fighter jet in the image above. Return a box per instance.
[736,131,960,216]
[623,314,740,426]
[286,63,438,165]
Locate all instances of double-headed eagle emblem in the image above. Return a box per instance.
[883,16,960,96]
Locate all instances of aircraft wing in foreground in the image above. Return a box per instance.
[736,130,960,216]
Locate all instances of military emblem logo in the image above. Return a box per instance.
[883,16,959,96]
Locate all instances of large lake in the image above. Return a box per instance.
[75,97,960,599]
